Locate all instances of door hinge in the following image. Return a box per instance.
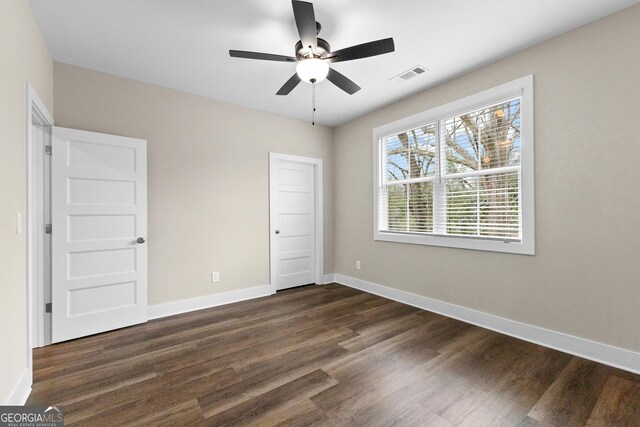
[45,224,52,234]
[45,145,52,156]
[45,302,52,313]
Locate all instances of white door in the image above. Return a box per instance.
[51,127,147,343]
[270,155,318,290]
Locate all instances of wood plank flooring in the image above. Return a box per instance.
[28,284,640,426]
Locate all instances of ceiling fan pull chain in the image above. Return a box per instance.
[311,78,316,125]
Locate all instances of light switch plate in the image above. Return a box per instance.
[16,213,22,234]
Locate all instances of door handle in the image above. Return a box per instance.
[136,237,146,244]
[275,230,281,234]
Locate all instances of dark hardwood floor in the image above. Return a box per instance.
[28,284,640,426]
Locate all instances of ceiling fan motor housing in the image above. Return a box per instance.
[295,37,331,60]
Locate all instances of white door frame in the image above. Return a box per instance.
[26,83,54,361]
[269,152,323,292]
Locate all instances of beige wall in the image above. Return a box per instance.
[53,63,334,305]
[334,4,640,352]
[0,2,53,403]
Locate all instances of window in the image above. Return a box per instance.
[373,75,534,254]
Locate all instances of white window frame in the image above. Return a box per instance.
[373,75,534,255]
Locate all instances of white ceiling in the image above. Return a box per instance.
[30,0,639,127]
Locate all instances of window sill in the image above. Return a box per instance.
[374,230,535,255]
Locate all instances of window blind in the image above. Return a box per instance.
[378,97,522,241]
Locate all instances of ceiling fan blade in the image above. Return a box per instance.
[229,50,296,62]
[327,38,395,63]
[276,74,302,95]
[292,0,317,52]
[326,68,361,95]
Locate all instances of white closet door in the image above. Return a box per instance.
[270,159,316,290]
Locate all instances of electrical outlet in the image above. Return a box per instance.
[211,272,220,282]
[356,260,361,270]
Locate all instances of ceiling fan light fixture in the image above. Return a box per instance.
[296,58,329,83]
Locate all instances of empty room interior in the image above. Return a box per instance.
[2,0,640,425]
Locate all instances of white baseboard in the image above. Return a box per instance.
[334,274,640,375]
[148,285,274,320]
[7,368,32,405]
[318,274,335,284]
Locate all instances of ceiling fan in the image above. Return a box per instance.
[229,0,395,96]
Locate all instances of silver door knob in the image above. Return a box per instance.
[275,230,280,234]
[136,237,146,244]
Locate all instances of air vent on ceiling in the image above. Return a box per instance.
[390,65,429,82]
